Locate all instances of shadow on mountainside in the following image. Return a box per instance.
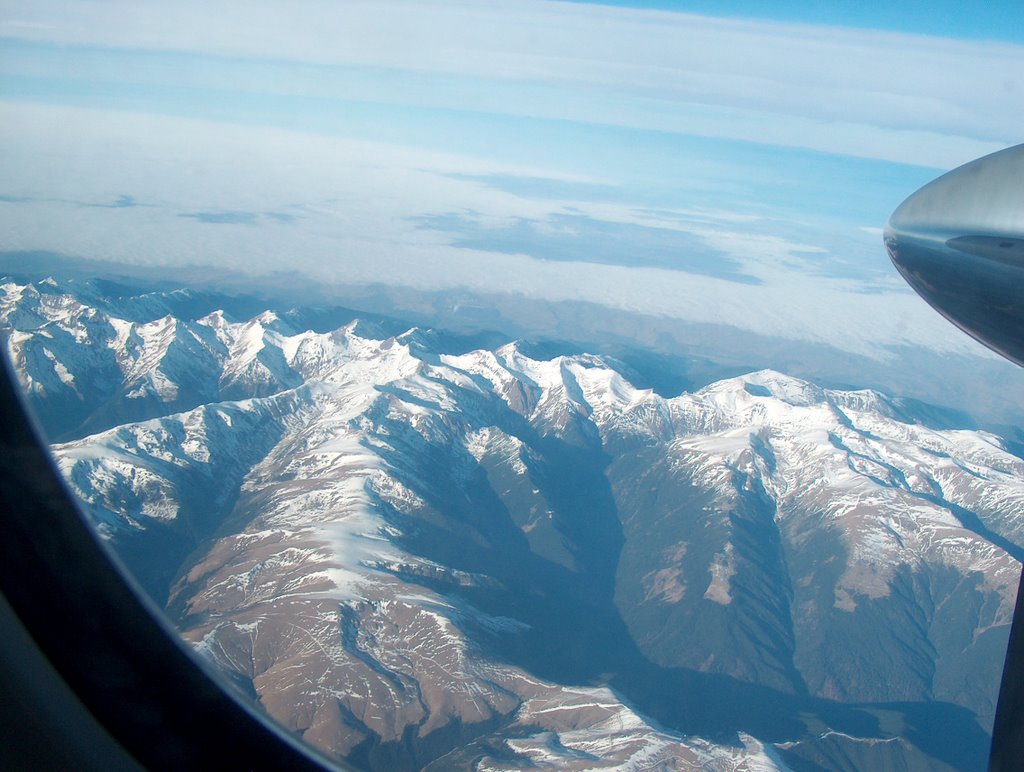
[383,425,990,771]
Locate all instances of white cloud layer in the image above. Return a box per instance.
[0,102,990,360]
[1,0,1021,168]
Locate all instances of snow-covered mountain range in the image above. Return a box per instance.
[3,276,1020,770]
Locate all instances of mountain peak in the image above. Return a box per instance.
[738,369,824,406]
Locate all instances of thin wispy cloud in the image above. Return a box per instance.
[1,0,1020,167]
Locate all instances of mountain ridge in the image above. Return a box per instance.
[2,276,1019,770]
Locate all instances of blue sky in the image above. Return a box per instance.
[0,0,1021,359]
[566,1,1024,44]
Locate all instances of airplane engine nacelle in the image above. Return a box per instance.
[886,143,1024,365]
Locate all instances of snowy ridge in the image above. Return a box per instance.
[7,278,1020,770]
